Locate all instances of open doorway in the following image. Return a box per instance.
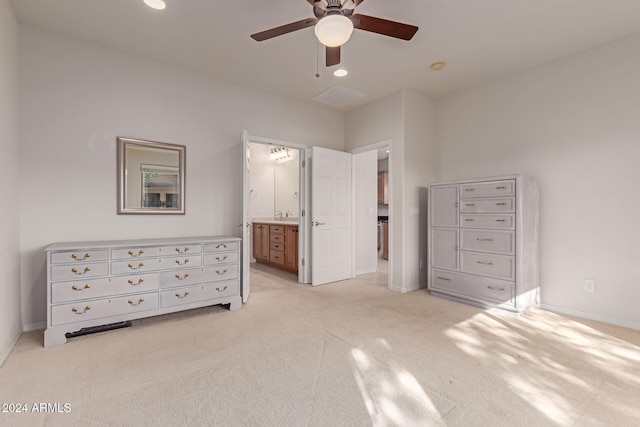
[351,140,392,290]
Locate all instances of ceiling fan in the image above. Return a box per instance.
[250,0,419,67]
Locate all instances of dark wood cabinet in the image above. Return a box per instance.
[284,226,299,271]
[252,223,270,261]
[253,222,298,274]
[378,171,389,205]
[382,221,389,260]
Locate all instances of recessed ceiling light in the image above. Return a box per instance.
[333,69,348,77]
[431,61,445,71]
[144,0,166,10]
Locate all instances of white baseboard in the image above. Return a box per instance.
[0,326,23,368]
[540,304,640,331]
[354,268,378,276]
[23,321,46,332]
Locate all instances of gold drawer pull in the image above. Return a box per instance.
[128,298,144,306]
[496,186,507,189]
[436,276,451,281]
[72,306,91,315]
[175,292,190,299]
[487,286,505,292]
[71,253,91,260]
[128,278,144,286]
[215,243,228,249]
[477,238,494,242]
[128,249,144,257]
[215,285,228,292]
[128,262,144,270]
[175,258,190,265]
[215,269,228,275]
[71,267,91,275]
[496,219,507,223]
[215,255,228,262]
[496,202,507,206]
[175,273,190,280]
[71,284,91,291]
[175,247,190,253]
[465,219,475,222]
[476,261,494,266]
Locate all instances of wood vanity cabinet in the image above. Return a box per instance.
[378,171,389,205]
[252,223,270,261]
[252,222,298,274]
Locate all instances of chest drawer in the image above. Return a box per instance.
[460,251,515,280]
[461,230,515,255]
[50,262,109,281]
[50,250,108,264]
[161,280,239,308]
[460,180,514,198]
[212,264,238,281]
[51,278,110,303]
[51,292,159,326]
[111,258,163,275]
[203,241,239,252]
[460,198,514,213]
[431,269,515,305]
[161,267,214,288]
[460,214,514,229]
[203,251,238,266]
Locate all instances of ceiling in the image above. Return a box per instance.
[10,0,640,111]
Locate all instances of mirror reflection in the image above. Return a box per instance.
[117,137,185,214]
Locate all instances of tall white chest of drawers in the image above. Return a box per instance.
[428,176,539,313]
[45,236,242,347]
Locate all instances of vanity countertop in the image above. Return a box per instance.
[252,218,299,226]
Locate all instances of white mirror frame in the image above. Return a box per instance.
[117,137,186,215]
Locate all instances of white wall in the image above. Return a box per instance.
[436,33,640,328]
[0,0,21,364]
[19,26,345,328]
[353,150,378,275]
[346,90,437,292]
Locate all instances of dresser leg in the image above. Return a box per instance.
[228,296,242,311]
[44,328,68,347]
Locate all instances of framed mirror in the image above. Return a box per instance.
[117,137,185,214]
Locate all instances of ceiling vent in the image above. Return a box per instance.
[312,85,366,108]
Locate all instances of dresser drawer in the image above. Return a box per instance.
[111,258,163,275]
[212,264,238,281]
[460,180,514,198]
[430,269,515,305]
[50,262,109,281]
[51,292,159,326]
[50,250,108,265]
[109,273,159,294]
[203,251,239,266]
[111,244,202,260]
[460,198,514,213]
[461,214,514,229]
[161,267,215,288]
[270,225,285,235]
[161,280,239,308]
[270,241,284,252]
[270,250,285,265]
[461,252,515,280]
[51,278,110,303]
[203,241,239,253]
[461,230,515,255]
[270,233,284,243]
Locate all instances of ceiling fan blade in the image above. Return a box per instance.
[352,14,418,41]
[326,46,341,67]
[355,0,366,5]
[251,18,318,41]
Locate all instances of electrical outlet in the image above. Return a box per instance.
[584,279,596,293]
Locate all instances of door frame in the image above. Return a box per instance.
[243,133,309,284]
[349,139,393,291]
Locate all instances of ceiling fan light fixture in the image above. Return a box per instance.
[315,15,354,47]
[143,0,166,10]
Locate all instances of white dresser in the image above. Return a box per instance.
[428,176,539,313]
[44,236,242,347]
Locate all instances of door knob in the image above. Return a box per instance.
[312,221,326,226]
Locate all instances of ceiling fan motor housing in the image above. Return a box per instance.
[313,0,355,19]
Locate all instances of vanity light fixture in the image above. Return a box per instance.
[144,0,166,10]
[315,14,354,47]
[270,146,290,161]
[333,69,348,77]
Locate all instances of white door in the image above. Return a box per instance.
[311,146,352,286]
[241,130,251,302]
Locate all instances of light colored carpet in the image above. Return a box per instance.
[1,265,639,426]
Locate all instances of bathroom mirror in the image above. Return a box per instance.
[274,150,299,218]
[117,137,185,214]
